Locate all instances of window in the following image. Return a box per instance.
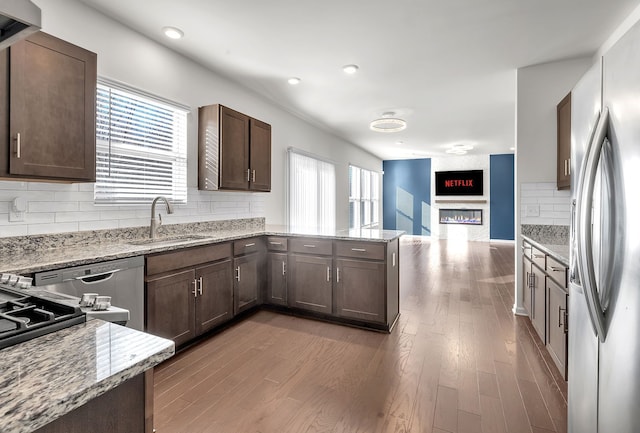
[288,148,336,232]
[349,165,380,229]
[95,80,188,205]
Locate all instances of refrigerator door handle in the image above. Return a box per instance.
[576,107,609,342]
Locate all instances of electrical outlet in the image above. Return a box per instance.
[525,204,540,217]
[9,197,26,222]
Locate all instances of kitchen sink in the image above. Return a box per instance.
[128,234,210,246]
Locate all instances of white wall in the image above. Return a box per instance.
[520,182,570,226]
[0,0,381,237]
[430,155,490,241]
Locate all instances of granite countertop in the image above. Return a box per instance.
[521,234,570,266]
[0,320,174,433]
[1,224,405,275]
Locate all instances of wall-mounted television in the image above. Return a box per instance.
[435,170,483,196]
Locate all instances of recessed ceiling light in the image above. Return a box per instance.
[343,64,359,74]
[370,112,407,133]
[162,26,184,40]
[288,77,301,85]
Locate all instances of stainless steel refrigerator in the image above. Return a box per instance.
[569,17,640,433]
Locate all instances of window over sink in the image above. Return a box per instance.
[94,79,188,205]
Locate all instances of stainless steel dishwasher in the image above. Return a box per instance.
[33,256,144,331]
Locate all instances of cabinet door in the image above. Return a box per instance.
[547,278,568,379]
[522,257,533,316]
[196,259,233,335]
[288,254,332,314]
[249,118,271,191]
[267,252,287,306]
[386,239,399,327]
[146,269,196,347]
[557,92,571,190]
[234,253,261,314]
[219,105,249,190]
[7,32,96,181]
[336,258,385,323]
[531,265,546,343]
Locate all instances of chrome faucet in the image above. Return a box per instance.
[150,196,174,239]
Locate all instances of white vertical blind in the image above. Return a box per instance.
[349,164,380,229]
[95,80,188,205]
[288,149,336,232]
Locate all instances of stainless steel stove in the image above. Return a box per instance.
[0,284,85,350]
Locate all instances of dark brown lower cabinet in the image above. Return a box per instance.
[35,372,150,433]
[267,252,287,306]
[234,253,261,314]
[335,258,385,323]
[146,269,196,347]
[196,259,233,335]
[531,263,546,343]
[288,254,333,314]
[547,277,568,379]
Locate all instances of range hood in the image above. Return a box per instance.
[0,0,41,50]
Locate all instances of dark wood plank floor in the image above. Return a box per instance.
[153,237,567,433]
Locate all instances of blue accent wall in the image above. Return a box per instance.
[383,159,431,235]
[490,154,515,240]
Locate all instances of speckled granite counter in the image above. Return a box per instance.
[0,220,404,275]
[521,235,570,266]
[0,320,174,433]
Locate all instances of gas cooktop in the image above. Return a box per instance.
[0,285,85,350]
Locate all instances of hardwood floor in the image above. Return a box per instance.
[153,238,568,433]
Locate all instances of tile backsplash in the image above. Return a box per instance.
[520,182,570,226]
[0,181,265,237]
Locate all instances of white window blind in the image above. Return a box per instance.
[349,165,380,229]
[95,80,188,205]
[288,149,336,232]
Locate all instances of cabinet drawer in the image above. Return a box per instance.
[266,236,288,252]
[335,241,385,260]
[147,243,231,276]
[233,237,264,256]
[289,238,333,256]
[546,255,568,288]
[522,241,533,260]
[531,246,546,271]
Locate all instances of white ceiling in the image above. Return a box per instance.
[79,0,640,160]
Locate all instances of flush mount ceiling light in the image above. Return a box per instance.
[446,148,468,155]
[343,64,359,74]
[162,26,184,40]
[370,112,407,133]
[445,142,474,155]
[288,77,301,85]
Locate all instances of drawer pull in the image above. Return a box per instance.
[245,243,256,247]
[392,252,396,267]
[270,241,283,245]
[303,244,316,248]
[549,266,565,272]
[326,266,331,282]
[351,248,367,252]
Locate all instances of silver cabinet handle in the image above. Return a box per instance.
[15,133,21,159]
[282,261,286,276]
[564,159,568,176]
[568,158,571,176]
[351,248,366,252]
[392,252,396,267]
[246,169,251,182]
[532,253,545,259]
[198,276,203,295]
[235,266,240,281]
[245,243,256,247]
[326,266,330,282]
[303,244,316,248]
[252,169,256,182]
[548,266,565,272]
[192,279,198,298]
[270,241,283,245]
[336,267,340,283]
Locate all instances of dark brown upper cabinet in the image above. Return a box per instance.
[0,32,97,182]
[557,92,571,190]
[198,104,271,192]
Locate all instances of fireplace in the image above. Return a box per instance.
[439,209,483,225]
